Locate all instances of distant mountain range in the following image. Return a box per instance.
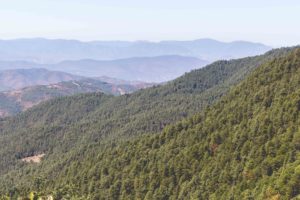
[0,38,271,63]
[47,55,208,82]
[0,55,208,82]
[0,38,272,82]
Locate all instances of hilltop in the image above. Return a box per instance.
[0,78,154,117]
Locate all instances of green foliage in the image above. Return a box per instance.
[0,47,298,199]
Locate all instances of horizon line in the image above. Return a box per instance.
[0,37,272,46]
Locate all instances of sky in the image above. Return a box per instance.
[0,0,299,47]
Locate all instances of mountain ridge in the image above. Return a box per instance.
[0,68,82,91]
[0,55,208,82]
[0,38,271,63]
[0,78,154,117]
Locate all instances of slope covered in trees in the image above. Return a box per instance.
[0,47,297,199]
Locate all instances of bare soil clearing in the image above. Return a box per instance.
[21,154,45,163]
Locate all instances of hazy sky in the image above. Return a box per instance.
[0,0,299,46]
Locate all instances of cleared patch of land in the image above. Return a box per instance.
[21,154,45,163]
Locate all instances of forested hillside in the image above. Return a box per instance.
[74,48,300,199]
[58,48,299,199]
[0,47,297,199]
